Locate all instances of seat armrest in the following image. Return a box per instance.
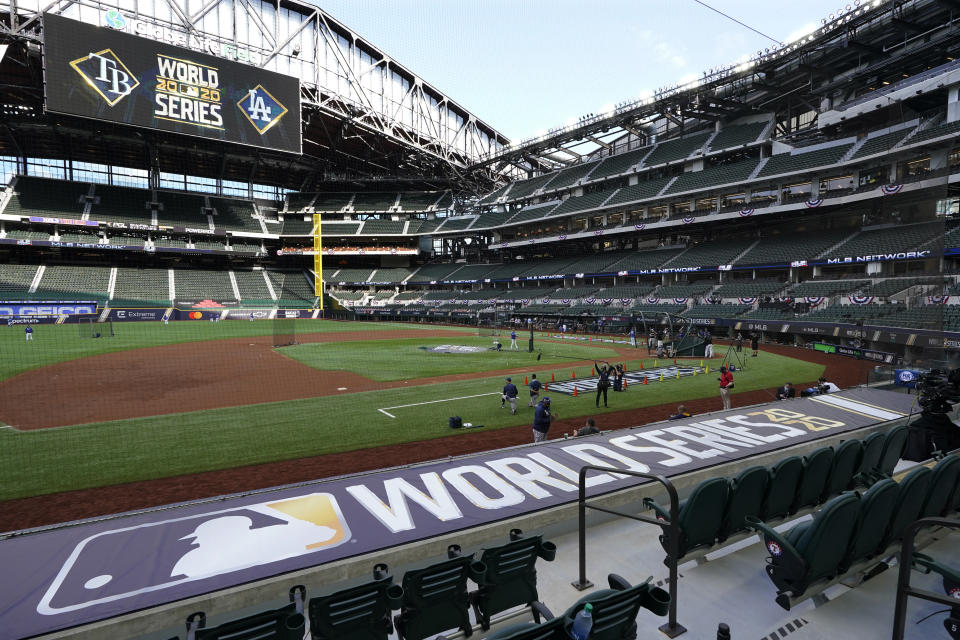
[643,498,672,522]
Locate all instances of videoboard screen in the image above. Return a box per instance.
[42,13,301,154]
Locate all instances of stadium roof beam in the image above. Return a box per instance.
[890,17,927,33]
[585,135,611,150]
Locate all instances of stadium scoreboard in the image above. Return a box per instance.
[42,13,301,154]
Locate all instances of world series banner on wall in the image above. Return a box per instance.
[42,13,301,154]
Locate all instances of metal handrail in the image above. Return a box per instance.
[574,465,686,637]
[891,516,960,640]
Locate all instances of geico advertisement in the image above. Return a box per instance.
[43,13,300,154]
[0,389,912,639]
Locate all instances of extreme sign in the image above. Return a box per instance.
[42,13,301,154]
[0,388,913,638]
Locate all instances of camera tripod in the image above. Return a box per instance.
[720,341,747,371]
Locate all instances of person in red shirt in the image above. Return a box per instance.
[718,365,734,410]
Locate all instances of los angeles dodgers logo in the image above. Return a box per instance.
[237,85,289,134]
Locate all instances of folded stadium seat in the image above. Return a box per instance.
[186,585,306,640]
[761,456,804,521]
[920,455,960,518]
[822,439,863,501]
[470,615,566,640]
[308,564,404,640]
[876,466,934,552]
[912,553,960,637]
[560,574,671,640]
[717,466,770,542]
[644,477,729,559]
[394,546,487,640]
[747,493,861,610]
[470,529,557,631]
[873,425,910,480]
[793,447,836,511]
[838,479,899,572]
[854,432,885,486]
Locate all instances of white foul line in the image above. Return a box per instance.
[378,392,502,419]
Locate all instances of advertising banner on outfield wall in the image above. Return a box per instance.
[43,13,301,154]
[0,301,99,317]
[108,309,168,322]
[0,388,916,639]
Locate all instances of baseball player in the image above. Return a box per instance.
[532,397,555,443]
[501,377,519,414]
[510,329,519,351]
[24,325,33,341]
[528,373,542,407]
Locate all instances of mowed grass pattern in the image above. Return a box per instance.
[0,321,823,500]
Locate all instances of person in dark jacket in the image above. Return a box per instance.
[776,382,795,400]
[751,333,760,357]
[668,405,692,420]
[533,397,555,442]
[595,361,612,408]
[576,417,600,436]
[501,377,519,414]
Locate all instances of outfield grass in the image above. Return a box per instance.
[279,336,624,381]
[0,320,472,381]
[0,349,823,501]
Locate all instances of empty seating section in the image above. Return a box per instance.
[154,236,188,248]
[520,257,580,277]
[332,290,365,302]
[352,192,397,212]
[210,198,261,232]
[422,290,458,301]
[334,269,373,283]
[471,210,515,229]
[58,232,101,244]
[743,308,797,320]
[657,282,713,298]
[91,184,152,223]
[174,270,234,301]
[414,218,443,233]
[802,304,899,324]
[436,217,476,232]
[361,220,405,235]
[4,177,85,218]
[706,122,767,152]
[398,191,445,211]
[231,242,262,254]
[550,286,598,299]
[499,288,556,301]
[824,222,942,260]
[505,201,559,224]
[0,264,39,298]
[156,192,209,227]
[321,222,358,236]
[851,129,912,159]
[548,189,616,216]
[642,132,710,166]
[738,230,851,265]
[478,183,512,205]
[34,265,110,301]
[601,284,655,298]
[864,277,935,297]
[281,217,316,235]
[542,162,598,191]
[503,174,556,200]
[758,143,854,178]
[563,252,622,274]
[673,239,754,267]
[665,158,759,194]
[789,280,870,297]
[409,264,462,282]
[192,240,224,251]
[284,192,315,212]
[587,146,650,181]
[908,118,960,145]
[607,248,683,272]
[4,225,50,240]
[234,271,274,303]
[713,280,786,298]
[434,192,453,209]
[371,269,413,283]
[446,264,495,281]
[683,304,750,318]
[603,176,672,207]
[394,291,423,301]
[631,303,686,314]
[112,267,170,307]
[267,271,317,307]
[312,194,350,212]
[483,263,529,280]
[373,290,395,300]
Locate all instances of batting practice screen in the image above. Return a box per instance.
[42,13,302,154]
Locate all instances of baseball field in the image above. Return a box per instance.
[0,319,832,509]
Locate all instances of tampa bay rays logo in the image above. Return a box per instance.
[237,85,288,134]
[37,492,350,614]
[69,49,139,106]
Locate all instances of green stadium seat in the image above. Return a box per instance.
[875,425,909,479]
[877,466,933,550]
[469,529,557,631]
[794,447,835,511]
[477,616,566,640]
[393,546,486,640]
[761,456,804,520]
[187,585,306,640]
[823,439,862,500]
[748,493,861,608]
[644,477,729,558]
[839,478,899,571]
[308,564,404,640]
[560,574,670,640]
[854,432,885,485]
[717,466,769,542]
[920,455,960,518]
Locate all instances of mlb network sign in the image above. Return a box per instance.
[43,13,301,154]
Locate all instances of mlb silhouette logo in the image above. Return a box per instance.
[69,49,139,106]
[37,493,350,615]
[237,85,288,134]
